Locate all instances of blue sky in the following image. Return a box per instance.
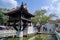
[16,0,51,14]
[0,0,60,19]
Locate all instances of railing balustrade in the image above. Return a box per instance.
[0,30,16,38]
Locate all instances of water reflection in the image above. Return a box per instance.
[35,34,58,40]
[23,34,58,40]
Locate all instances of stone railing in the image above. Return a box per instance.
[55,31,60,40]
[0,30,16,38]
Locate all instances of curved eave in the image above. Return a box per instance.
[21,17,31,23]
[3,10,19,16]
[3,6,35,17]
[28,13,35,17]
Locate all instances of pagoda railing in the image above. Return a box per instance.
[0,30,16,38]
[21,16,31,22]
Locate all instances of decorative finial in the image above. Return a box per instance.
[21,2,23,6]
[21,2,27,6]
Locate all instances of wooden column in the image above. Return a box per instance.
[19,14,21,31]
[13,20,18,31]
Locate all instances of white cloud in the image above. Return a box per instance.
[0,0,18,9]
[41,0,60,19]
[52,0,59,3]
[41,0,60,18]
[41,6,49,10]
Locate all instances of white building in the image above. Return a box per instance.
[40,20,56,34]
[44,23,55,33]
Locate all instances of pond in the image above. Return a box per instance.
[5,34,58,40]
[23,34,58,40]
[34,34,58,40]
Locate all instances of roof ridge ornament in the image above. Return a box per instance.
[21,2,27,8]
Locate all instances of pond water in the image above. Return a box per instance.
[23,34,58,40]
[34,34,58,40]
[5,34,58,40]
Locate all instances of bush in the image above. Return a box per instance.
[55,24,58,27]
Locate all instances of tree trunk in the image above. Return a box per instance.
[37,25,42,32]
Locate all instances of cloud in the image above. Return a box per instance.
[0,0,18,9]
[40,0,60,19]
[41,6,49,10]
[52,0,59,3]
[41,0,60,16]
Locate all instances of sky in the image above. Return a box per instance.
[0,0,60,19]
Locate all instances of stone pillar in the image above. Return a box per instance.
[23,27,28,37]
[23,21,28,37]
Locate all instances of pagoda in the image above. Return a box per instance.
[3,2,34,32]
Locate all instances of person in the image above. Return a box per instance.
[43,27,47,31]
[45,27,47,31]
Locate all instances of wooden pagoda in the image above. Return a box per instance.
[4,2,34,31]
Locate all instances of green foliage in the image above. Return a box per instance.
[35,10,46,16]
[55,23,58,27]
[40,16,50,24]
[0,8,9,25]
[31,9,58,25]
[31,10,46,24]
[0,8,4,25]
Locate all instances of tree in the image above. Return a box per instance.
[0,8,10,25]
[31,10,46,24]
[0,8,4,25]
[31,9,58,32]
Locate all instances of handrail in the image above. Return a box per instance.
[0,30,16,38]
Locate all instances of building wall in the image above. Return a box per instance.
[23,27,28,35]
[23,23,36,35]
[18,23,37,37]
[58,23,60,31]
[28,23,37,34]
[41,23,56,33]
[19,31,23,37]
[45,23,56,33]
[28,25,34,34]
